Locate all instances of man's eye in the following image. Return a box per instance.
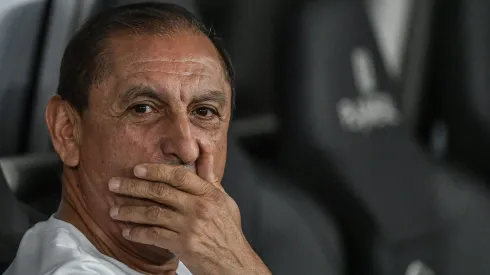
[131,104,154,114]
[193,107,217,118]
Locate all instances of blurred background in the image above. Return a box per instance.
[2,0,490,274]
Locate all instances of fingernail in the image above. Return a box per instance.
[122,228,131,239]
[110,207,119,218]
[134,165,147,177]
[109,178,120,191]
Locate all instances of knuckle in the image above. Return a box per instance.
[154,166,167,181]
[208,188,224,203]
[149,183,168,199]
[132,181,148,198]
[228,197,240,215]
[119,206,134,218]
[122,179,139,194]
[147,227,161,240]
[127,227,139,240]
[172,167,188,185]
[200,184,215,197]
[146,206,163,221]
[195,200,214,220]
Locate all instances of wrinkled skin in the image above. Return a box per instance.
[45,32,256,274]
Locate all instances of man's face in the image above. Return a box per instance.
[75,32,231,254]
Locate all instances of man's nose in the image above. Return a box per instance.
[159,116,199,165]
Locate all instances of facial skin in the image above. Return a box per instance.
[46,30,232,273]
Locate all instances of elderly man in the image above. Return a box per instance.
[4,2,342,275]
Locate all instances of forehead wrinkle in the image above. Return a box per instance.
[124,58,221,75]
[114,71,226,103]
[119,61,222,81]
[128,57,219,66]
[122,69,214,77]
[106,34,228,83]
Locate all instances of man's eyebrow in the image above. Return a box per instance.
[119,86,167,105]
[118,86,227,107]
[191,90,228,107]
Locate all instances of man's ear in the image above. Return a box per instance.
[45,95,82,167]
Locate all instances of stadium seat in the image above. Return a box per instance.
[109,0,199,14]
[225,0,283,120]
[0,154,61,215]
[27,0,99,153]
[275,0,490,274]
[0,163,46,272]
[0,0,49,156]
[224,139,344,275]
[417,0,490,182]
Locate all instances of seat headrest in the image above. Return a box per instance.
[108,0,200,16]
[280,0,401,142]
[0,167,41,269]
[0,0,48,156]
[0,169,31,236]
[0,154,62,216]
[0,154,61,198]
[277,0,442,242]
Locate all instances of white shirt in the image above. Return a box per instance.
[4,216,192,275]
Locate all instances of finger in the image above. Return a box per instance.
[196,140,222,191]
[134,164,210,196]
[110,205,182,232]
[197,144,219,186]
[122,226,180,253]
[108,177,188,210]
[198,157,224,193]
[196,140,215,183]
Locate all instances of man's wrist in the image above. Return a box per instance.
[242,243,272,275]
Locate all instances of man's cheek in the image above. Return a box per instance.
[105,125,151,156]
[81,126,137,176]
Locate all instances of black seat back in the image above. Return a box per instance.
[0,169,28,272]
[0,0,50,156]
[27,0,98,154]
[276,1,446,274]
[0,154,62,215]
[109,0,199,14]
[422,0,490,181]
[0,165,46,273]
